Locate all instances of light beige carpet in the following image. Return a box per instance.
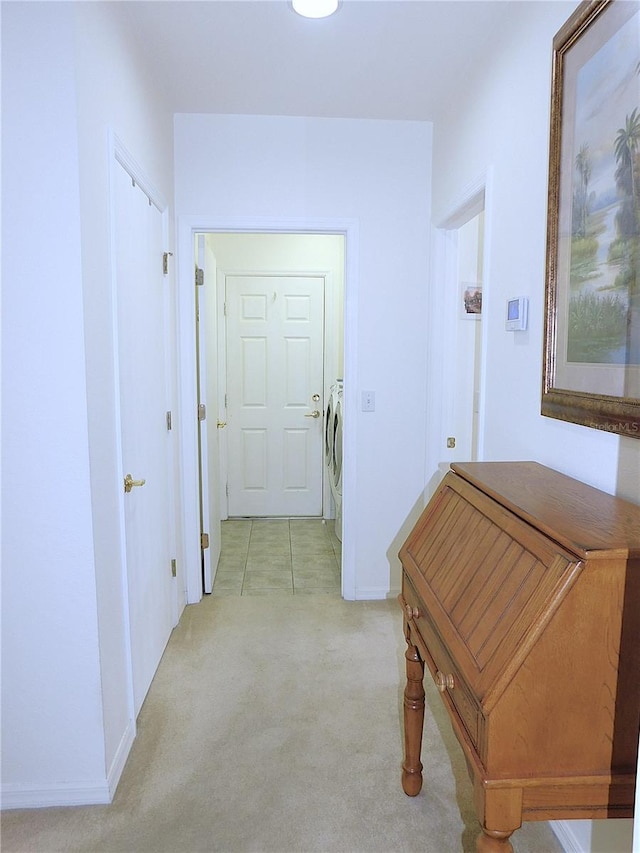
[2,595,563,853]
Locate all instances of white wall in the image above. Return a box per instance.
[73,0,177,778]
[431,2,638,851]
[1,3,105,804]
[1,1,177,807]
[175,115,432,598]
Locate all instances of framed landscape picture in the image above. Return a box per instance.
[461,282,482,319]
[542,0,640,438]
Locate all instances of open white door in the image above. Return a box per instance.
[196,236,212,592]
[204,238,222,575]
[196,235,221,593]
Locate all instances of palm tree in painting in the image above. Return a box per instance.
[574,142,592,239]
[570,143,599,287]
[614,107,640,218]
[613,107,640,363]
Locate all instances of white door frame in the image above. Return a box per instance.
[177,216,359,604]
[426,171,492,491]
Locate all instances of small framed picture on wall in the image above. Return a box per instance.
[461,282,482,319]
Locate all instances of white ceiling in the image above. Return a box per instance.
[120,0,543,122]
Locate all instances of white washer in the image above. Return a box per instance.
[325,381,343,541]
[325,389,335,472]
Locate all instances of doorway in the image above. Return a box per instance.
[177,218,358,604]
[427,180,489,482]
[196,231,345,591]
[455,209,484,462]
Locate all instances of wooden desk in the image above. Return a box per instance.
[398,462,640,852]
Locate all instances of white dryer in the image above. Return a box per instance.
[325,381,343,541]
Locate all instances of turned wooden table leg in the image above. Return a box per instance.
[476,828,514,853]
[401,640,425,796]
[474,786,520,853]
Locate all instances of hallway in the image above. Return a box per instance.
[213,518,342,596]
[1,592,564,853]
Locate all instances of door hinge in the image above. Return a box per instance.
[201,532,210,550]
[163,252,173,275]
[171,558,177,578]
[226,483,229,498]
[198,403,206,422]
[195,266,204,287]
[166,411,172,431]
[223,301,227,316]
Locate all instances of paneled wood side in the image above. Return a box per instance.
[485,554,640,779]
[399,472,581,706]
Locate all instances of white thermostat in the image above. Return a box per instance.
[506,296,528,331]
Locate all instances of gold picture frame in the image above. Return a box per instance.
[542,0,640,438]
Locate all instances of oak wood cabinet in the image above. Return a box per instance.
[398,462,640,852]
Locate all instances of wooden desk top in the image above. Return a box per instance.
[451,461,640,560]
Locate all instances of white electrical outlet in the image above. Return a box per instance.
[361,391,375,412]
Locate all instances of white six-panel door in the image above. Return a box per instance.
[226,275,324,517]
[115,161,174,714]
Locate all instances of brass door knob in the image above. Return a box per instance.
[435,671,455,692]
[124,473,146,493]
[305,410,321,418]
[404,603,420,621]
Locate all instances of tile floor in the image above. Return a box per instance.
[212,518,342,596]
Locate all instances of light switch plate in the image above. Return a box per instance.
[361,391,375,412]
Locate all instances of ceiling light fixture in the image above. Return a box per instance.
[291,0,339,19]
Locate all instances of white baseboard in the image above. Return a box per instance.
[1,720,136,810]
[106,719,136,799]
[1,780,111,810]
[354,586,394,600]
[551,820,585,853]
